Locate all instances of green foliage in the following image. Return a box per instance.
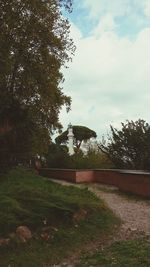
[70,149,113,169]
[0,0,75,166]
[0,100,50,169]
[45,142,72,168]
[99,119,150,170]
[45,144,113,169]
[77,237,150,267]
[84,149,114,169]
[55,125,97,150]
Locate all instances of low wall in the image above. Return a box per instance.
[117,171,150,197]
[40,168,76,183]
[94,169,120,186]
[94,169,150,197]
[76,170,94,183]
[40,169,94,183]
[39,168,150,197]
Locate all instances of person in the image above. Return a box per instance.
[34,157,41,173]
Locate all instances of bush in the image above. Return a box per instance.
[70,149,114,169]
[45,143,72,168]
[46,143,113,169]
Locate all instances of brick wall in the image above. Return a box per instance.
[94,169,120,186]
[94,169,150,197]
[76,170,94,183]
[40,168,76,183]
[39,168,150,197]
[117,171,150,197]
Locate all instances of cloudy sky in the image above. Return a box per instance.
[59,0,150,139]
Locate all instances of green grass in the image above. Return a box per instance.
[0,168,120,266]
[77,237,150,267]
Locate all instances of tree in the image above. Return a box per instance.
[45,142,112,169]
[0,99,50,168]
[45,142,72,168]
[55,125,97,151]
[0,0,75,166]
[99,119,150,170]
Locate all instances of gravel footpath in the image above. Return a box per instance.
[89,184,150,240]
[51,179,150,238]
[50,180,150,267]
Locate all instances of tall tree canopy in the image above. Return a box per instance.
[55,125,97,150]
[99,119,150,170]
[0,0,75,166]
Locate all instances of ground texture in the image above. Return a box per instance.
[90,184,150,240]
[51,180,150,267]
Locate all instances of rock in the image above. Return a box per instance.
[16,226,32,243]
[51,226,58,232]
[0,238,10,246]
[40,227,50,241]
[40,232,50,241]
[40,226,56,241]
[129,227,138,232]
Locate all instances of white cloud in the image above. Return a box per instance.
[69,22,82,41]
[144,0,150,16]
[93,14,117,36]
[59,15,150,139]
[78,0,150,32]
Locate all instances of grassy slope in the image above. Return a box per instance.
[77,237,150,267]
[0,168,119,267]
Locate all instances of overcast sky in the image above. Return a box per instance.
[59,0,150,139]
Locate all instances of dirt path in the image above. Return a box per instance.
[51,180,150,267]
[89,184,150,241]
[51,179,150,237]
